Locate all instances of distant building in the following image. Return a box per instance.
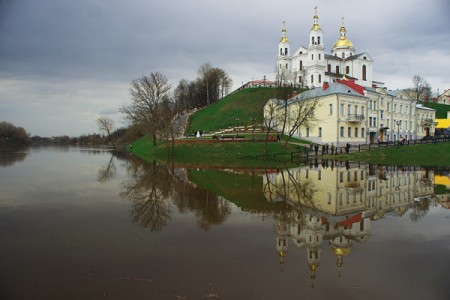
[276,7,376,89]
[436,89,450,105]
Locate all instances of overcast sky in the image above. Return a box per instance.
[1,0,449,137]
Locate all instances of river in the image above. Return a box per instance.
[1,147,449,300]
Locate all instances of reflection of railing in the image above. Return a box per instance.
[345,182,364,192]
[420,177,433,187]
[347,114,365,122]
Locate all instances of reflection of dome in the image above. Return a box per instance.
[331,244,351,277]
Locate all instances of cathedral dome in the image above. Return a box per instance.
[333,36,353,49]
[333,19,354,50]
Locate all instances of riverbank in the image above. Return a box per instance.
[130,135,450,168]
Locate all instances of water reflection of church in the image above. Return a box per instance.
[263,161,435,283]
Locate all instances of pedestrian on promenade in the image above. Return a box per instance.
[331,143,335,155]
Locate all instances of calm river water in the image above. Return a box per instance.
[1,147,449,300]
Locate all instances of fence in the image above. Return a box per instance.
[239,136,450,164]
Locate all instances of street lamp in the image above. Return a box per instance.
[396,120,401,145]
[251,117,256,142]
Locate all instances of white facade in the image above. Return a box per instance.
[276,9,375,89]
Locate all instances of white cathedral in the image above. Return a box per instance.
[277,7,376,89]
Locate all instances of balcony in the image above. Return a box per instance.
[421,118,434,127]
[346,114,365,123]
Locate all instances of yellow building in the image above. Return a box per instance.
[264,79,436,144]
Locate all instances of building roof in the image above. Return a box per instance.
[324,53,371,62]
[290,81,366,102]
[416,103,435,111]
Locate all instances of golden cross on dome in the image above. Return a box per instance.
[341,16,345,26]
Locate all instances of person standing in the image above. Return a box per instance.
[331,143,335,155]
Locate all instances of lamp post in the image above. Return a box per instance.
[396,120,401,145]
[251,117,256,142]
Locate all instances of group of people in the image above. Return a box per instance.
[310,142,352,156]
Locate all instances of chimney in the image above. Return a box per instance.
[323,81,329,90]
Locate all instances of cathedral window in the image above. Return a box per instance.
[300,60,303,70]
[327,64,331,72]
[336,66,340,74]
[362,65,367,81]
[342,52,345,58]
[319,54,321,60]
[329,104,333,115]
[346,66,350,74]
[312,37,315,44]
[285,48,288,55]
[280,48,282,55]
[311,74,314,84]
[311,54,314,60]
[318,36,321,44]
[319,74,321,83]
[286,63,288,69]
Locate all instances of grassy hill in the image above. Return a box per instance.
[422,102,450,119]
[186,86,299,134]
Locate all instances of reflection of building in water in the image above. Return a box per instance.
[434,174,450,209]
[267,162,435,283]
[264,162,435,218]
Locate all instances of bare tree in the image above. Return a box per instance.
[97,116,116,150]
[407,75,432,102]
[120,72,172,145]
[262,99,280,152]
[282,95,319,145]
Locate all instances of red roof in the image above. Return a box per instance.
[336,78,365,95]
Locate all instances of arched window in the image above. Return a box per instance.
[280,48,282,55]
[286,63,288,69]
[319,54,321,60]
[336,66,340,74]
[318,36,321,44]
[346,66,350,74]
[285,48,288,55]
[311,54,314,60]
[300,60,303,70]
[312,37,315,44]
[362,65,367,81]
[311,74,314,84]
[319,74,322,83]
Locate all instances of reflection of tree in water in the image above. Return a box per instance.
[171,184,231,231]
[119,156,231,232]
[263,167,317,209]
[97,154,117,183]
[120,159,172,232]
[0,147,28,167]
[410,197,431,223]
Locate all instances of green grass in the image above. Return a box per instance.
[130,135,299,168]
[187,87,300,134]
[334,142,450,166]
[422,102,450,119]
